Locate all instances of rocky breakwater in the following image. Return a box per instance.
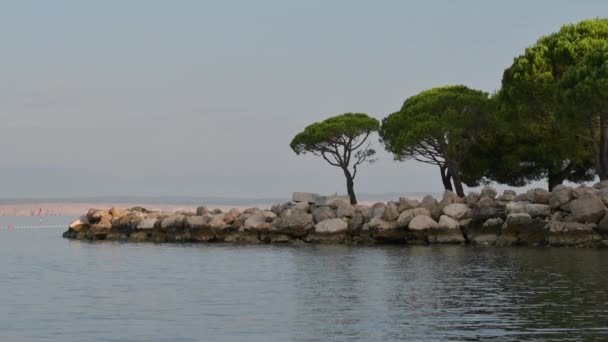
[63,185,608,247]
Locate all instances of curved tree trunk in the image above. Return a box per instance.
[343,168,357,204]
[440,165,453,192]
[446,161,465,198]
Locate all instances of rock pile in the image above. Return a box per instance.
[63,185,608,247]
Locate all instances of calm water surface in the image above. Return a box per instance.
[0,216,607,341]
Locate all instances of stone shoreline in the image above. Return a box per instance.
[63,185,608,248]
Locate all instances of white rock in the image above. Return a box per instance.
[438,215,460,230]
[442,203,470,220]
[314,218,348,234]
[409,215,439,230]
[397,208,431,227]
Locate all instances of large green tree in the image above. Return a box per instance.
[560,42,608,180]
[380,85,492,197]
[290,113,379,204]
[497,18,606,188]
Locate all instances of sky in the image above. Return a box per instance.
[0,0,607,199]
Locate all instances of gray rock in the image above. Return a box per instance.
[506,213,533,228]
[370,202,386,218]
[563,197,606,223]
[550,185,573,209]
[480,186,498,199]
[398,197,420,212]
[506,201,529,215]
[312,206,336,223]
[314,218,348,234]
[383,202,399,221]
[315,195,350,207]
[209,214,228,229]
[196,206,209,216]
[160,215,185,229]
[409,215,439,230]
[513,193,531,202]
[600,188,608,207]
[244,214,267,230]
[572,185,598,199]
[397,208,431,227]
[337,202,355,218]
[441,190,465,205]
[438,215,460,230]
[185,216,207,229]
[420,196,439,212]
[293,202,310,212]
[273,208,314,237]
[466,192,480,206]
[442,203,470,220]
[524,203,551,218]
[594,180,608,189]
[499,190,517,202]
[292,192,318,203]
[527,188,551,204]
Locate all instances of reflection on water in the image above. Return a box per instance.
[0,217,607,341]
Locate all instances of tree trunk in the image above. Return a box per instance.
[343,168,357,205]
[599,115,608,181]
[547,169,565,192]
[440,165,453,192]
[446,160,465,197]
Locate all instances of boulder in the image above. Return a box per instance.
[313,218,348,234]
[68,217,88,232]
[572,186,598,199]
[594,180,608,189]
[337,202,355,218]
[600,188,608,207]
[223,208,241,224]
[293,202,310,211]
[185,216,210,229]
[420,196,439,212]
[273,208,314,237]
[160,215,185,230]
[292,192,318,203]
[524,203,551,218]
[465,217,503,245]
[408,215,439,230]
[109,207,130,218]
[244,214,267,231]
[527,188,551,204]
[505,213,533,228]
[480,186,497,199]
[442,203,470,220]
[470,197,501,221]
[513,193,531,202]
[506,201,529,215]
[545,221,603,246]
[196,206,209,216]
[370,202,386,218]
[441,190,465,205]
[550,185,573,209]
[137,218,158,230]
[315,195,350,207]
[438,215,460,230]
[368,217,404,242]
[398,198,420,212]
[563,197,606,223]
[466,192,480,206]
[383,202,399,221]
[209,214,229,229]
[397,208,431,227]
[313,206,336,223]
[498,190,517,202]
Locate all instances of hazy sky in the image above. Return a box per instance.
[1,1,606,199]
